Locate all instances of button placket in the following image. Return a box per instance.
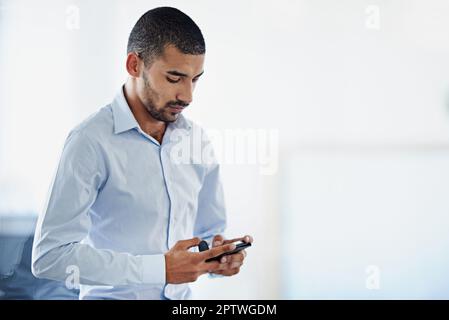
[160,145,177,249]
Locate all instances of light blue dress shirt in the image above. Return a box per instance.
[31,87,227,300]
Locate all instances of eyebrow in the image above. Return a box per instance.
[167,70,204,79]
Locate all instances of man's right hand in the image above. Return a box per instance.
[164,237,236,284]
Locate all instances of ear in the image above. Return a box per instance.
[125,52,141,78]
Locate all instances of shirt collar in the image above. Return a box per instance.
[111,86,192,135]
[111,86,139,134]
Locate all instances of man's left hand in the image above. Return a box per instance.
[209,234,253,276]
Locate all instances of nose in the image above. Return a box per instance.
[176,82,193,105]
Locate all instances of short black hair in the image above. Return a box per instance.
[127,7,205,65]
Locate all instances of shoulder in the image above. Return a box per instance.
[58,106,113,172]
[68,105,113,145]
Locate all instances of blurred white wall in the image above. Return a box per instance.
[282,146,449,299]
[1,0,449,299]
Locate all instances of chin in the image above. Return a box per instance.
[166,113,179,122]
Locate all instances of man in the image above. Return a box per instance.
[32,7,252,300]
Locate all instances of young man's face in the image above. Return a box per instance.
[137,45,205,123]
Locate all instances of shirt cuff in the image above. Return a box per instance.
[208,272,225,279]
[140,254,166,285]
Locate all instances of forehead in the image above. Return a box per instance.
[153,45,205,75]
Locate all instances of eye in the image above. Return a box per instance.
[192,77,199,83]
[166,77,180,84]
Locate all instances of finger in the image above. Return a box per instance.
[216,251,243,264]
[175,237,201,250]
[219,260,243,270]
[215,258,243,270]
[222,237,246,244]
[212,234,224,247]
[199,260,220,272]
[216,247,246,263]
[199,261,227,273]
[219,267,241,277]
[222,235,254,245]
[226,252,245,263]
[199,243,236,261]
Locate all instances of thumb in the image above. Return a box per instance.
[175,237,201,250]
[212,234,224,247]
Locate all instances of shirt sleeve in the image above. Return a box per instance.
[31,129,166,286]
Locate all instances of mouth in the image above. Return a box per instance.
[168,105,185,113]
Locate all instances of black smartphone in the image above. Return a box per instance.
[205,242,252,262]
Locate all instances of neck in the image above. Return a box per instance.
[123,79,166,143]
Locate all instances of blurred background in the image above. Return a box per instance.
[1,0,449,299]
